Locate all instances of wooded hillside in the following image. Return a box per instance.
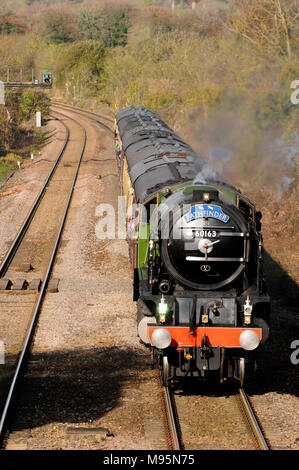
[0,0,298,197]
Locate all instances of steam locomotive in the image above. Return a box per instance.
[115,106,270,386]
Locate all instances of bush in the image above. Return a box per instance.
[55,40,106,98]
[39,8,79,44]
[78,6,130,47]
[21,90,50,120]
[0,90,49,153]
[0,14,27,34]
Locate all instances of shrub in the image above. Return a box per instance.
[21,90,50,120]
[55,40,106,97]
[78,6,130,47]
[39,8,79,44]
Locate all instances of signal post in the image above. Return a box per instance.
[0,68,53,89]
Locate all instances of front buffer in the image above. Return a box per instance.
[137,293,267,387]
[149,324,262,387]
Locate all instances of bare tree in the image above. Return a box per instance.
[225,0,298,60]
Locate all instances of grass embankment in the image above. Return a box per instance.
[0,153,20,183]
[0,89,50,183]
[0,126,55,184]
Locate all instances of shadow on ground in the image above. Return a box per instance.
[174,249,299,398]
[3,346,149,432]
[1,251,298,431]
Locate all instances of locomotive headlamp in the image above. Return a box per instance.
[244,296,253,325]
[158,295,167,314]
[158,295,168,323]
[151,328,172,349]
[239,330,260,351]
[202,192,210,202]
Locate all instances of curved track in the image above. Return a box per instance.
[0,109,97,443]
[51,102,114,136]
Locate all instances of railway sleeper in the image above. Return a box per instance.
[12,278,29,290]
[0,278,12,290]
[0,278,59,292]
[0,278,43,292]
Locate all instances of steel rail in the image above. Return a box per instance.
[51,102,114,134]
[238,387,269,450]
[0,119,70,278]
[162,381,269,450]
[163,385,182,450]
[51,101,114,123]
[0,113,87,438]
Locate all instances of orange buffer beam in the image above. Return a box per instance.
[148,326,262,348]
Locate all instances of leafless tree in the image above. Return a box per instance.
[224,0,298,60]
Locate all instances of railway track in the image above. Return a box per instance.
[162,378,270,450]
[51,102,114,135]
[0,109,90,444]
[161,380,182,450]
[0,119,70,278]
[238,387,269,450]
